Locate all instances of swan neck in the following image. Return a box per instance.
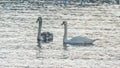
[63,24,67,41]
[38,20,42,39]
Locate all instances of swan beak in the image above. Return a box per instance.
[36,20,38,23]
[61,23,64,25]
[36,18,39,23]
[36,20,39,23]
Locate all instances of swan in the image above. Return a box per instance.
[36,17,43,48]
[36,17,53,48]
[61,21,97,46]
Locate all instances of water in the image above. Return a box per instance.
[0,5,120,68]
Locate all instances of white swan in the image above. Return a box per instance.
[61,21,97,46]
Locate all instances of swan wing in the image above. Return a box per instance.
[69,36,94,44]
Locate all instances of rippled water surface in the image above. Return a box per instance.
[0,5,120,68]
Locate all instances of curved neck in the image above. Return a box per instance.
[38,19,42,40]
[63,24,67,41]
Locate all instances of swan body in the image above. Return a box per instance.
[64,36,96,45]
[62,21,96,45]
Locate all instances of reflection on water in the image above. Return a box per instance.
[36,48,43,59]
[62,49,69,59]
[62,44,94,59]
[63,43,94,50]
[36,44,94,60]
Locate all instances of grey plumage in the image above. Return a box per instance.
[36,17,53,48]
[37,17,42,48]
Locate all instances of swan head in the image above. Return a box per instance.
[36,17,42,23]
[61,21,67,25]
